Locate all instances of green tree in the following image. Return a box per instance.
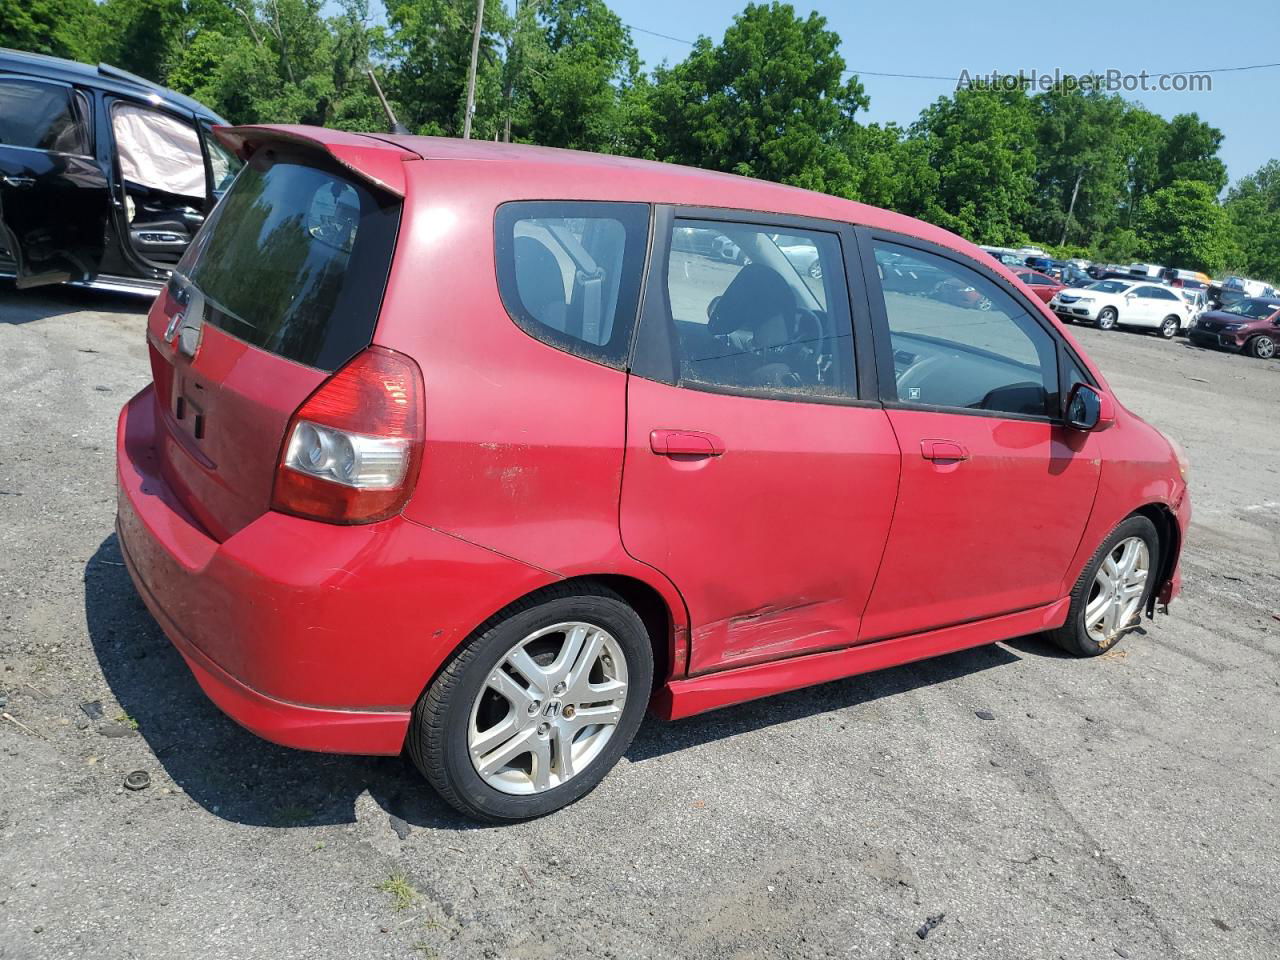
[1156,113,1227,193]
[514,0,644,154]
[1225,159,1280,282]
[0,0,99,60]
[909,83,1037,244]
[1026,84,1129,248]
[648,2,867,196]
[1138,179,1237,273]
[385,0,507,137]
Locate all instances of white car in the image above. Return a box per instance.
[1049,279,1192,338]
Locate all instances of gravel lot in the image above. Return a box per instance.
[1,284,1277,960]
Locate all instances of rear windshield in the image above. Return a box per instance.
[175,151,400,370]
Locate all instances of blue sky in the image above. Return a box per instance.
[605,0,1280,186]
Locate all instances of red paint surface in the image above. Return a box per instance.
[115,126,1190,757]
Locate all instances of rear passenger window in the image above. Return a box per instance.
[495,201,649,369]
[872,242,1058,418]
[663,219,855,400]
[0,79,89,155]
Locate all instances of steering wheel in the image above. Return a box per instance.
[791,307,824,351]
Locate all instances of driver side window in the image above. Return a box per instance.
[664,219,854,400]
[872,241,1058,418]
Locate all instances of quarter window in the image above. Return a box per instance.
[494,201,649,369]
[663,219,855,399]
[0,79,89,155]
[872,242,1058,418]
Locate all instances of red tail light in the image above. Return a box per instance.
[271,347,424,524]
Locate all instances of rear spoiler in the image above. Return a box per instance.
[212,125,415,198]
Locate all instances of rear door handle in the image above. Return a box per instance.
[650,429,726,457]
[2,175,35,189]
[920,439,969,462]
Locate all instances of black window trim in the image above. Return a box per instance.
[630,203,880,408]
[0,73,94,158]
[493,199,653,371]
[854,226,1097,425]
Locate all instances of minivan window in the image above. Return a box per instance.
[0,79,89,155]
[872,241,1058,417]
[663,219,854,400]
[176,153,400,371]
[494,201,649,369]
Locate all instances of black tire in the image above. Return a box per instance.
[1248,334,1276,359]
[1158,315,1179,339]
[1096,307,1118,330]
[1048,515,1160,658]
[407,583,653,822]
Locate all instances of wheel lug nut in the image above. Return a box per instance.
[552,682,566,695]
[536,721,550,735]
[528,701,540,715]
[562,705,576,720]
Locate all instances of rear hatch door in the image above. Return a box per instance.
[146,132,407,541]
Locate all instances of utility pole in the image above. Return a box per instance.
[1061,168,1084,247]
[462,0,486,140]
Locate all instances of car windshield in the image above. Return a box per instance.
[1222,299,1279,319]
[1087,281,1130,294]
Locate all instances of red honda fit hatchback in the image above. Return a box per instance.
[116,125,1190,821]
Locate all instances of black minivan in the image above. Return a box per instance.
[0,48,241,295]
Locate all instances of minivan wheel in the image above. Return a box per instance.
[1048,515,1160,657]
[1159,315,1179,339]
[1096,307,1118,330]
[408,584,653,822]
[1249,334,1276,359]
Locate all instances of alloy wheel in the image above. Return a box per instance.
[1084,536,1149,647]
[1254,336,1276,359]
[467,622,628,795]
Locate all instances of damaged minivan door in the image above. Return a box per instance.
[0,49,236,295]
[0,75,108,287]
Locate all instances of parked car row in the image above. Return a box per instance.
[977,244,1279,361]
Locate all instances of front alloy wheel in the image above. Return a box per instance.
[1048,515,1159,657]
[1159,316,1179,339]
[1083,537,1149,647]
[1249,335,1276,359]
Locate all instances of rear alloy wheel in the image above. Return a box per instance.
[408,585,652,821]
[1096,307,1118,330]
[1249,335,1276,359]
[1159,315,1179,339]
[1048,515,1159,657]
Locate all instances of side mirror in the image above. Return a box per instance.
[1066,383,1115,432]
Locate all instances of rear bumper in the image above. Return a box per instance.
[116,386,554,755]
[118,527,410,753]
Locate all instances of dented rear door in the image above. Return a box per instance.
[620,208,900,675]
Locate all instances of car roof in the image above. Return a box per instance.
[221,125,1000,264]
[0,47,226,123]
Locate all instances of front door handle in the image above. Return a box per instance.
[920,439,969,462]
[650,429,726,457]
[2,175,36,189]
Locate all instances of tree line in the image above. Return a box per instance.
[5,0,1278,281]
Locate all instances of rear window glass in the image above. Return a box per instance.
[494,201,649,368]
[176,152,399,370]
[0,79,89,154]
